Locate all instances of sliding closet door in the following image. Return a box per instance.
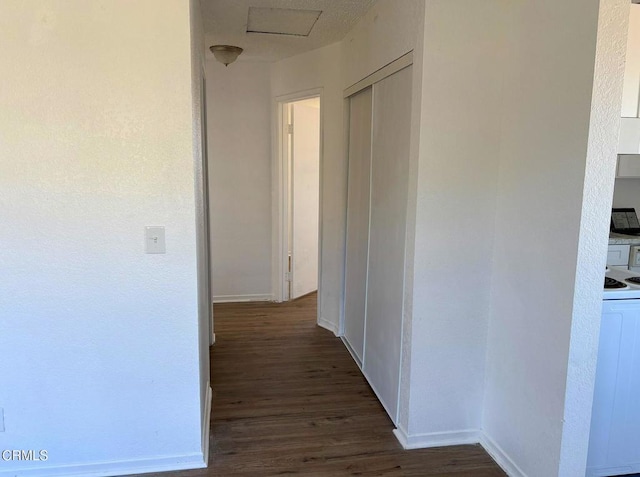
[363,65,412,423]
[343,87,373,364]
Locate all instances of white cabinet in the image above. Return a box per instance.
[588,300,640,477]
[617,153,640,177]
[618,120,640,155]
[607,244,630,266]
[622,5,640,118]
[619,5,640,153]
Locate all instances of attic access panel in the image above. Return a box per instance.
[246,7,322,37]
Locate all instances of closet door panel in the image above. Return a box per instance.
[363,65,412,423]
[343,87,373,364]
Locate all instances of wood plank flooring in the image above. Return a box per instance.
[136,293,506,476]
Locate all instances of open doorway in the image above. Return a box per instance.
[275,94,321,303]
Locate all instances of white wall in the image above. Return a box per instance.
[271,42,344,332]
[341,0,423,90]
[206,60,273,302]
[398,0,506,446]
[0,1,205,475]
[559,2,628,473]
[483,0,626,476]
[613,177,640,214]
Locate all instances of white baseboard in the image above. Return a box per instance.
[393,427,480,449]
[317,316,339,336]
[213,294,273,303]
[0,453,206,477]
[202,383,212,466]
[479,432,527,477]
[392,427,526,477]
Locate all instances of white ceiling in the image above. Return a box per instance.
[199,0,377,62]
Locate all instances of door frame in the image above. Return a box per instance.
[272,88,324,309]
[200,69,214,346]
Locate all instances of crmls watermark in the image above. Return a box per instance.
[1,450,48,462]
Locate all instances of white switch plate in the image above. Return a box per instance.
[145,226,166,254]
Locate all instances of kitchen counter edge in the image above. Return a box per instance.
[610,233,640,245]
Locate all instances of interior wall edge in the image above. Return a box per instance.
[559,0,629,473]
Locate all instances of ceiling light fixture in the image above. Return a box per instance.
[209,45,243,67]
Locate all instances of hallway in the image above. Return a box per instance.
[147,294,505,476]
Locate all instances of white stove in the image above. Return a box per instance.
[604,266,640,300]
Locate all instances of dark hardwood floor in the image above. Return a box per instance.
[138,293,506,476]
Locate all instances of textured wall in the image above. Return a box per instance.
[482,0,622,476]
[559,0,628,474]
[0,1,204,474]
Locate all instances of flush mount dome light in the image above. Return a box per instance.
[209,45,243,66]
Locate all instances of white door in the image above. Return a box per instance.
[344,87,373,364]
[290,99,320,299]
[363,65,412,423]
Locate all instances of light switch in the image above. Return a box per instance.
[145,226,166,254]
